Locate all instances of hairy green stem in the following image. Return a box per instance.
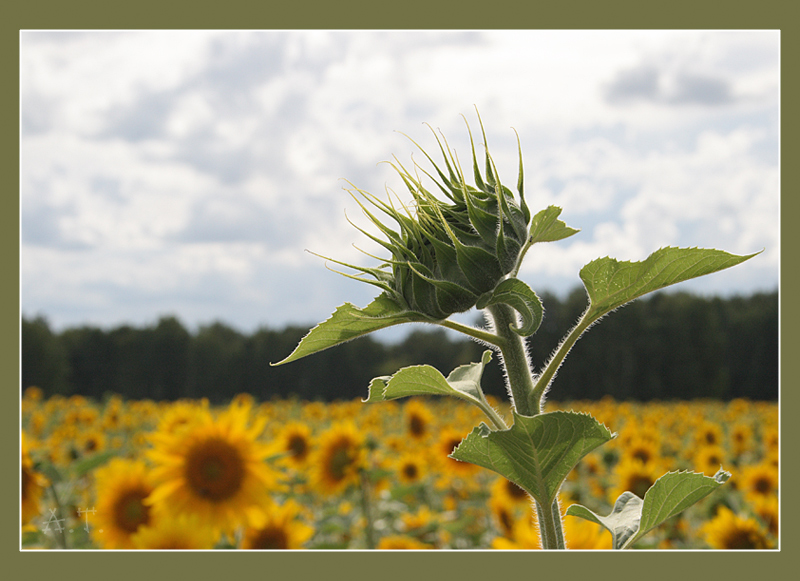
[535,498,566,550]
[488,302,567,548]
[535,501,550,549]
[551,498,566,549]
[487,303,537,416]
[358,470,376,549]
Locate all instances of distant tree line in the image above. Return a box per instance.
[21,289,778,403]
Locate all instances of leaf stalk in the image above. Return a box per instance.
[531,307,594,407]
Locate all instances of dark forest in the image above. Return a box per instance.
[22,289,778,403]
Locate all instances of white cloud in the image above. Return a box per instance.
[20,30,779,332]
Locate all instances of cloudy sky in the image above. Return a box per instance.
[20,30,780,340]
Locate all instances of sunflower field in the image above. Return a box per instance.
[20,386,778,550]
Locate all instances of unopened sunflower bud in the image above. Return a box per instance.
[318,113,532,320]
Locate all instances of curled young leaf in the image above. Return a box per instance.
[476,277,543,336]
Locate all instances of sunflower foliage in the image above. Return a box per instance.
[275,111,760,549]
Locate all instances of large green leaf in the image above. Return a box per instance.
[566,468,731,549]
[451,411,615,507]
[476,277,543,336]
[530,246,760,407]
[272,294,432,366]
[581,247,759,323]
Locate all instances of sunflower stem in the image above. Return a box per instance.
[487,301,567,548]
[358,469,376,549]
[535,497,566,550]
[486,303,537,416]
[47,482,68,549]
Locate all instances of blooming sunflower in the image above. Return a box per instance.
[761,425,779,454]
[436,427,480,480]
[78,429,106,456]
[21,432,47,525]
[609,458,663,501]
[309,422,366,496]
[729,422,754,458]
[395,452,427,485]
[750,495,779,536]
[27,410,47,438]
[701,506,772,549]
[403,399,434,442]
[93,458,155,549]
[491,476,530,507]
[489,495,518,538]
[274,422,314,469]
[131,512,219,550]
[739,462,779,502]
[694,421,724,448]
[23,385,44,402]
[692,444,728,476]
[240,499,314,550]
[620,437,662,468]
[145,401,277,534]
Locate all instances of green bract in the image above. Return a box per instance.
[318,114,533,320]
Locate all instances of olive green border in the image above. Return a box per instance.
[5,1,793,580]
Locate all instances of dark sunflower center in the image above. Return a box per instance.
[444,439,463,465]
[185,437,245,502]
[113,488,151,533]
[629,475,654,499]
[505,480,527,500]
[632,449,652,464]
[754,476,773,494]
[250,526,289,550]
[724,529,761,550]
[327,445,353,481]
[498,506,514,535]
[402,463,419,480]
[288,435,308,459]
[408,415,426,437]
